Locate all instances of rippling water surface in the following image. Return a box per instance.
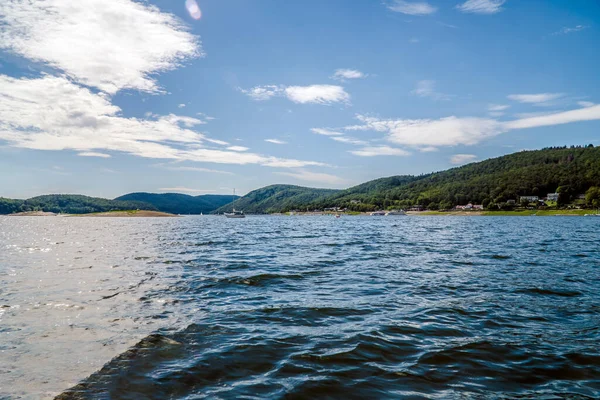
[1,215,599,399]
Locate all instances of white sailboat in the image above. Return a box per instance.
[224,189,245,218]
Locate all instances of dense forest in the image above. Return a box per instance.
[214,145,600,213]
[0,195,154,215]
[0,193,237,215]
[212,185,339,214]
[115,193,237,215]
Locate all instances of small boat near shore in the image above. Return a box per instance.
[370,211,386,216]
[385,210,406,216]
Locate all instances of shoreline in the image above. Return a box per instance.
[6,210,177,218]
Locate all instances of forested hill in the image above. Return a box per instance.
[217,145,600,213]
[115,193,237,215]
[0,193,237,215]
[0,195,154,215]
[212,185,339,214]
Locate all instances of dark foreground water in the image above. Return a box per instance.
[1,215,599,399]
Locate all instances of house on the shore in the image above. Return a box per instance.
[519,195,539,203]
[547,193,559,201]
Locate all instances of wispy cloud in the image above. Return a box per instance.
[508,93,563,106]
[311,128,344,136]
[78,152,111,158]
[226,146,249,152]
[331,69,366,81]
[0,0,201,94]
[386,1,437,15]
[456,0,506,14]
[488,104,510,111]
[156,164,234,175]
[284,85,350,104]
[275,169,347,185]
[159,187,216,193]
[350,146,411,157]
[488,105,510,117]
[343,103,600,149]
[178,103,186,108]
[553,25,589,35]
[412,80,451,101]
[450,154,477,165]
[330,136,368,146]
[240,84,350,105]
[265,139,287,144]
[238,85,282,101]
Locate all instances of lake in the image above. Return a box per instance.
[1,215,599,399]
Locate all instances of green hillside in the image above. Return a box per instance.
[115,193,237,215]
[212,185,339,214]
[0,194,154,215]
[221,145,600,213]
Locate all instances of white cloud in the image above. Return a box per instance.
[343,103,600,150]
[78,151,111,158]
[311,128,344,136]
[507,93,563,105]
[241,84,350,105]
[350,146,411,157]
[0,75,325,169]
[285,85,350,104]
[178,103,186,108]
[330,136,368,146]
[0,0,201,94]
[159,187,216,193]
[456,0,506,14]
[409,38,420,43]
[578,101,594,108]
[265,139,287,144]
[554,25,589,35]
[348,114,502,146]
[505,104,600,130]
[239,85,282,101]
[275,169,347,185]
[227,146,249,152]
[332,69,365,81]
[419,146,438,152]
[157,114,206,128]
[157,164,234,175]
[387,1,437,15]
[450,154,477,165]
[412,80,451,101]
[488,104,510,111]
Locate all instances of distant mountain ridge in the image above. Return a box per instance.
[115,193,237,215]
[2,145,599,215]
[0,193,237,215]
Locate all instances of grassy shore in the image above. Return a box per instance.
[417,209,595,216]
[72,210,177,217]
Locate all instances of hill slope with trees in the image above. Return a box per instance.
[220,145,600,213]
[115,193,237,215]
[212,185,339,214]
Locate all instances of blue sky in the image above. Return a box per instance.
[1,0,599,198]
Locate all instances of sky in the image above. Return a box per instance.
[1,0,599,199]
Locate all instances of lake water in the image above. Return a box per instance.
[1,215,599,399]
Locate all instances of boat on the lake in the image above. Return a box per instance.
[224,189,245,218]
[370,211,386,216]
[385,210,406,216]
